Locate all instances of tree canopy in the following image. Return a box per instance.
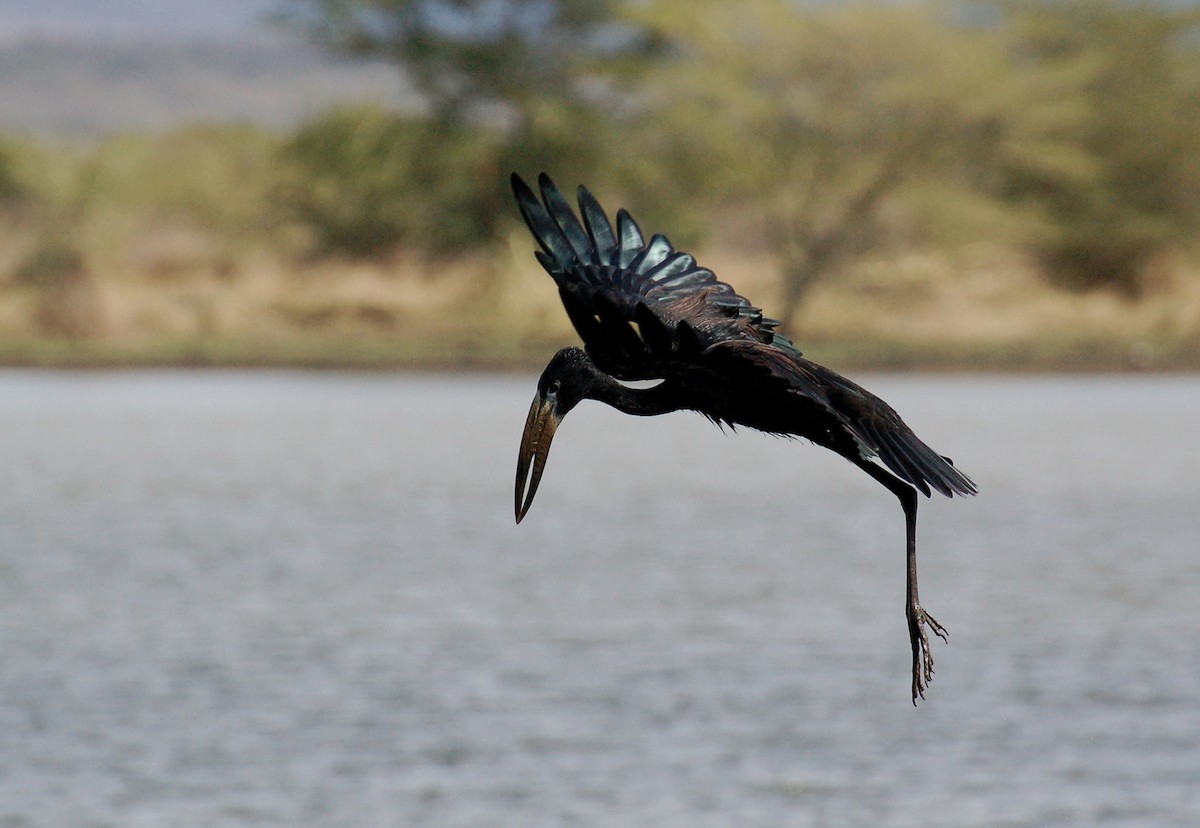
[282,0,636,124]
[279,0,1200,301]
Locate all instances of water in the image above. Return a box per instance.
[0,370,1197,827]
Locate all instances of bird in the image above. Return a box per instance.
[511,172,976,703]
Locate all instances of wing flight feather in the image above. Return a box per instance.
[512,172,792,378]
[513,172,976,499]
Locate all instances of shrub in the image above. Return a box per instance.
[280,106,501,258]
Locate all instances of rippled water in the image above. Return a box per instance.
[0,370,1197,827]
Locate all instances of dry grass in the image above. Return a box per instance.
[649,243,1200,371]
[1,222,1197,371]
[795,244,1200,369]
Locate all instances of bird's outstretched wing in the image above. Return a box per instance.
[512,173,797,380]
[512,172,976,499]
[704,339,978,498]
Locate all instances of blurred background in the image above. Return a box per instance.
[2,3,1199,827]
[2,0,1199,369]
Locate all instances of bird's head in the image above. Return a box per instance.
[514,347,603,523]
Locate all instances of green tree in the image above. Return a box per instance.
[626,0,1084,323]
[281,105,501,256]
[995,0,1200,294]
[0,141,23,203]
[282,0,630,124]
[279,0,660,257]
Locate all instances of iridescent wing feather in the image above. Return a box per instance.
[512,173,796,380]
[512,172,975,499]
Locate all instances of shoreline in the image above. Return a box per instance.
[2,333,1195,373]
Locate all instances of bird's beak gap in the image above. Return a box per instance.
[515,394,560,523]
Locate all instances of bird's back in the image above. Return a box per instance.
[696,339,976,498]
[513,172,975,500]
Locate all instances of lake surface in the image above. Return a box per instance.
[0,370,1197,827]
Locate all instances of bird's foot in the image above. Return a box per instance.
[909,605,948,704]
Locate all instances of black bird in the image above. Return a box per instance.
[512,173,976,702]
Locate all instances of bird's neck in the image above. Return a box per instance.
[592,376,684,417]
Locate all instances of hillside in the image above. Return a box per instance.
[0,32,414,137]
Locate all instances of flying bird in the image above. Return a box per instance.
[511,173,976,702]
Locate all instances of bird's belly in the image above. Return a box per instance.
[699,391,842,447]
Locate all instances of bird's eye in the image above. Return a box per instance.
[548,380,561,395]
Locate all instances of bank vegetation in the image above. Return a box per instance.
[2,0,1198,370]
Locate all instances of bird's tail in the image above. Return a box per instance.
[858,418,977,498]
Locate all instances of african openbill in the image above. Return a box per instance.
[512,173,976,702]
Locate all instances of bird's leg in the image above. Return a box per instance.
[901,488,947,704]
[853,458,947,703]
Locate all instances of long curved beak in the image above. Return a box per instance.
[515,393,560,523]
